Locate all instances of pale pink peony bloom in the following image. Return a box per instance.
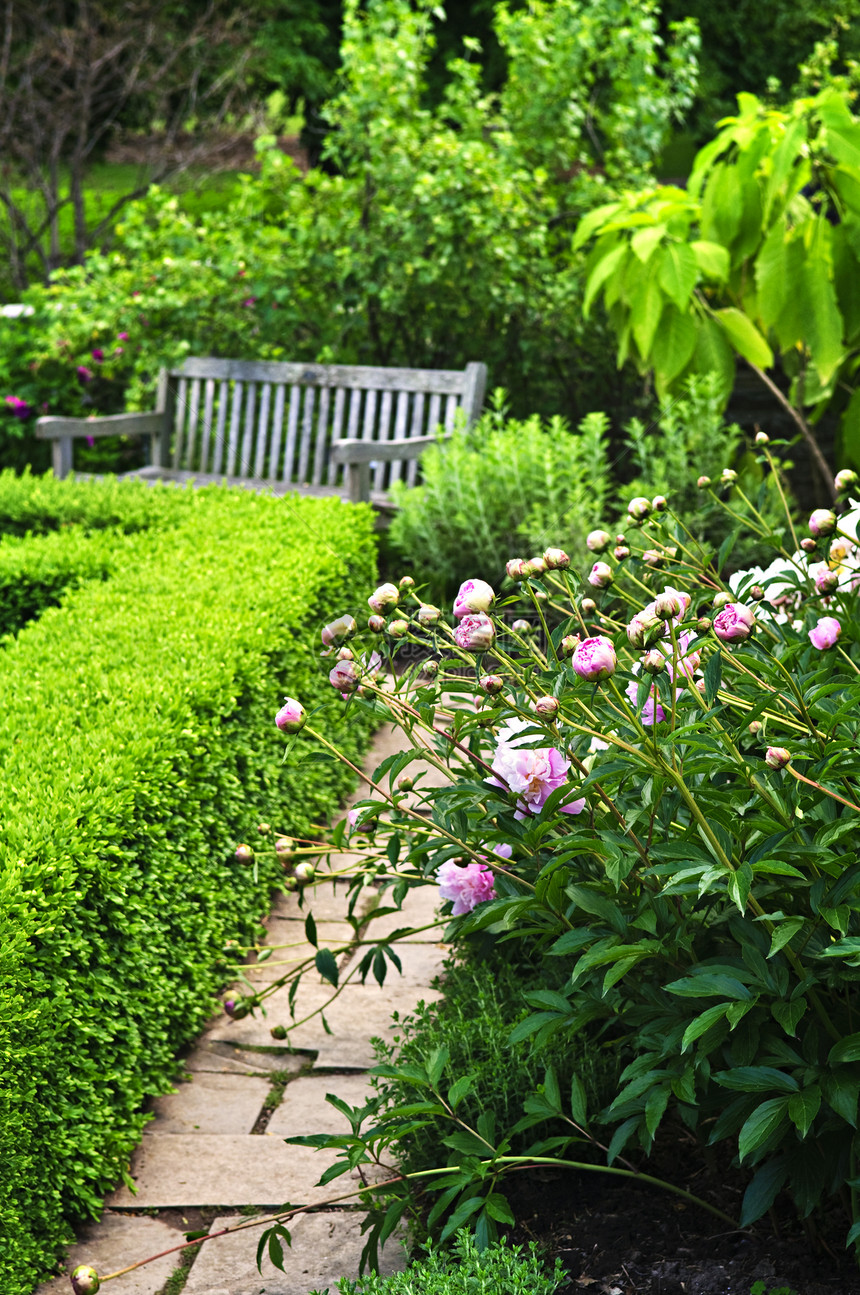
[453,613,495,651]
[487,720,585,819]
[329,659,359,694]
[809,616,841,650]
[453,579,495,619]
[275,698,306,732]
[713,603,755,642]
[436,860,498,914]
[571,635,616,682]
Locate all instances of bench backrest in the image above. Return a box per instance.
[155,358,487,494]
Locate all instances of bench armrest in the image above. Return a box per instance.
[35,411,165,479]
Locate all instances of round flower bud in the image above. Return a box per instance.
[814,566,839,595]
[417,603,442,625]
[270,1024,288,1040]
[713,603,755,643]
[695,678,707,695]
[586,529,612,554]
[367,614,386,633]
[275,836,294,856]
[654,591,681,620]
[748,720,763,735]
[543,547,570,570]
[321,615,357,648]
[697,476,711,489]
[281,875,298,892]
[480,674,504,695]
[399,575,415,590]
[347,807,378,835]
[368,582,400,614]
[800,537,817,553]
[387,618,410,638]
[614,545,630,560]
[572,635,617,682]
[558,633,581,658]
[835,469,858,493]
[627,610,663,648]
[696,616,712,634]
[533,695,559,718]
[765,746,791,770]
[755,431,769,445]
[580,598,597,615]
[616,534,627,545]
[329,659,359,694]
[235,844,254,863]
[257,823,271,834]
[642,649,665,675]
[275,698,306,733]
[627,496,651,520]
[526,556,548,576]
[809,616,842,650]
[453,578,496,619]
[652,495,668,511]
[421,659,439,677]
[294,861,316,884]
[809,508,837,538]
[712,592,731,609]
[588,561,613,589]
[397,775,414,791]
[71,1266,100,1295]
[224,997,250,1020]
[506,557,529,580]
[453,613,495,652]
[750,585,765,602]
[336,646,355,661]
[720,468,737,485]
[642,549,663,567]
[512,618,535,635]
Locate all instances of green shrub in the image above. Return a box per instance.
[312,1231,567,1295]
[0,469,200,537]
[0,527,133,635]
[0,488,376,1295]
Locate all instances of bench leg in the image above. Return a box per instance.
[52,436,73,479]
[346,461,371,504]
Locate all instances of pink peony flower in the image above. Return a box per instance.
[809,508,837,538]
[275,698,307,732]
[453,613,495,651]
[329,659,359,694]
[117,331,129,341]
[808,616,841,650]
[437,860,497,915]
[91,348,104,362]
[713,603,755,643]
[487,720,585,819]
[571,635,617,682]
[76,365,93,383]
[453,579,495,619]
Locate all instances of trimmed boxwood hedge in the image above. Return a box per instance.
[0,527,133,635]
[0,486,377,1295]
[0,468,200,537]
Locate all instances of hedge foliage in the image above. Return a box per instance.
[0,468,200,537]
[0,484,377,1295]
[0,527,132,636]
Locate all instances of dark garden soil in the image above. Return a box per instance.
[504,1138,860,1295]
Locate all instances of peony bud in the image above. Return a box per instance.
[614,545,630,560]
[526,556,548,576]
[397,775,414,791]
[696,616,712,634]
[506,557,529,580]
[720,468,737,485]
[533,695,559,718]
[421,659,439,677]
[559,633,581,658]
[453,578,496,619]
[543,547,570,570]
[586,529,612,553]
[294,861,316,884]
[652,495,668,511]
[234,844,254,863]
[387,619,410,638]
[580,598,597,615]
[712,592,731,609]
[71,1267,100,1295]
[275,698,307,733]
[416,603,442,625]
[281,875,298,891]
[748,720,763,735]
[713,603,755,643]
[511,618,535,635]
[453,613,495,652]
[270,1024,288,1040]
[330,659,359,693]
[628,496,651,520]
[399,575,415,590]
[654,591,681,620]
[809,508,837,538]
[347,807,377,835]
[480,674,504,694]
[755,431,769,445]
[642,649,665,675]
[627,609,663,648]
[336,646,354,661]
[321,615,357,648]
[275,836,294,856]
[642,549,663,567]
[765,746,791,770]
[800,537,817,553]
[588,561,613,589]
[814,566,839,595]
[258,823,271,835]
[697,476,711,489]
[224,998,250,1019]
[368,582,400,614]
[808,616,841,650]
[368,614,386,633]
[572,635,617,682]
[835,469,858,493]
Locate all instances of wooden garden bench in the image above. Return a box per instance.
[35,357,488,507]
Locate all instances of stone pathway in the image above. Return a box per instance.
[37,726,448,1295]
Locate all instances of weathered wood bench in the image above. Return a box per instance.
[35,357,488,506]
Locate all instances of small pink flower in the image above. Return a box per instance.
[118,331,129,341]
[91,348,104,362]
[571,635,616,682]
[453,613,495,652]
[812,563,839,595]
[275,698,307,732]
[76,365,93,383]
[85,435,95,447]
[453,579,495,619]
[808,616,841,650]
[713,603,755,643]
[347,806,377,835]
[242,297,257,307]
[437,860,497,915]
[626,675,669,724]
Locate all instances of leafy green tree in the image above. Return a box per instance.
[576,88,860,496]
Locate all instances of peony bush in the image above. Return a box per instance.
[223,436,860,1266]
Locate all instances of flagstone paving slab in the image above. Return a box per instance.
[182,1211,405,1295]
[106,1135,339,1208]
[184,1043,306,1077]
[35,1212,180,1295]
[266,1074,377,1139]
[145,1073,271,1135]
